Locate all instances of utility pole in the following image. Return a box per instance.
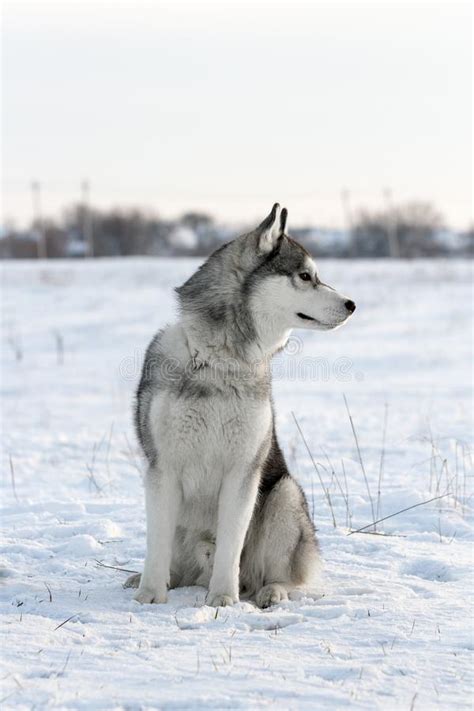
[81,179,94,258]
[383,188,400,258]
[31,181,47,259]
[340,188,354,256]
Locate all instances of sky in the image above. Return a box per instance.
[2,0,472,229]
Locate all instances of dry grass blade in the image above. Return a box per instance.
[347,493,451,535]
[341,458,352,529]
[291,411,337,527]
[9,455,19,503]
[343,394,376,527]
[376,403,388,524]
[54,614,78,631]
[321,446,350,521]
[44,582,52,602]
[94,559,139,574]
[105,421,114,483]
[123,432,142,475]
[86,464,102,493]
[57,650,72,677]
[349,530,406,538]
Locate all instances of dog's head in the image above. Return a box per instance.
[244,203,356,334]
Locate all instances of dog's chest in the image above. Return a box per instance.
[150,387,271,496]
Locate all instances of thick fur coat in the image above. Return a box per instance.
[126,204,355,607]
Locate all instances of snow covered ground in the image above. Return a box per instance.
[1,257,473,710]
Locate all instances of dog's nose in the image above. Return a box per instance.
[345,300,356,313]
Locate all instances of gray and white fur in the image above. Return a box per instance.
[126,204,356,608]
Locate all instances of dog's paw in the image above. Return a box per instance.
[133,585,167,605]
[123,573,141,589]
[207,593,235,608]
[256,583,288,609]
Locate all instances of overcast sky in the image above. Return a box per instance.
[2,0,472,229]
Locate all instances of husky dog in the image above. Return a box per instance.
[126,204,355,608]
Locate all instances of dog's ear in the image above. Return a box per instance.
[256,203,287,253]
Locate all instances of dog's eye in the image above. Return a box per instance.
[299,272,311,282]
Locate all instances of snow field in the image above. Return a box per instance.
[1,258,472,709]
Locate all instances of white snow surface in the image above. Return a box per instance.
[1,257,473,710]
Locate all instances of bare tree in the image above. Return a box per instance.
[352,201,445,257]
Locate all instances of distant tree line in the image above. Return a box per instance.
[1,201,472,259]
[349,203,472,258]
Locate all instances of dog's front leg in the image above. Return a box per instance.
[207,469,259,607]
[134,467,180,604]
